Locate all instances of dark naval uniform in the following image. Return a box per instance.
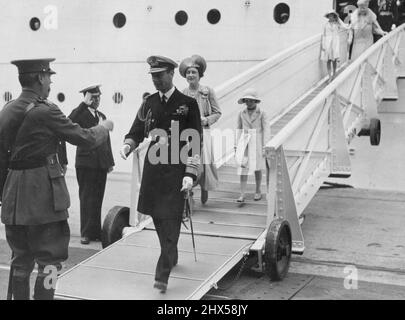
[377,0,398,31]
[124,56,202,288]
[0,59,110,300]
[69,85,114,242]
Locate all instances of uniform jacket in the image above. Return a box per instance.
[125,88,202,219]
[69,102,114,169]
[0,89,109,225]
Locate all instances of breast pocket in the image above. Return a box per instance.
[47,162,70,212]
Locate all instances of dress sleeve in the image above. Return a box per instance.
[205,87,222,126]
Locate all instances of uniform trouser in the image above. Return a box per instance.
[76,168,107,239]
[5,220,70,300]
[152,217,182,284]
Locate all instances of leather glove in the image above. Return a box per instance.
[100,119,114,131]
[180,176,193,192]
[84,92,93,105]
[120,144,131,160]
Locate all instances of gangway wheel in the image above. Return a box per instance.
[101,206,130,249]
[264,218,292,281]
[370,118,381,146]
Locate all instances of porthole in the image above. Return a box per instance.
[113,12,126,28]
[113,92,124,104]
[3,91,12,102]
[274,3,290,24]
[175,11,188,26]
[30,17,41,31]
[57,92,65,103]
[207,9,221,24]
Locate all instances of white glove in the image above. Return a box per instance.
[100,119,114,131]
[181,176,193,192]
[392,24,396,31]
[120,144,131,160]
[201,117,208,126]
[84,92,93,105]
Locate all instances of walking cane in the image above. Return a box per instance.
[183,190,197,262]
[7,252,14,300]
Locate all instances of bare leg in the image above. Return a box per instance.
[332,60,338,78]
[254,170,262,194]
[239,175,248,201]
[326,60,333,81]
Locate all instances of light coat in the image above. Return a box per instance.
[236,107,271,175]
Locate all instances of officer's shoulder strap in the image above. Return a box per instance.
[25,102,36,114]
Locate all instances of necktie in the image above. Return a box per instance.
[94,110,99,123]
[161,95,167,105]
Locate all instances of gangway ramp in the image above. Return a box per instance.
[56,167,267,300]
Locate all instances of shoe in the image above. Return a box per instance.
[254,193,262,201]
[80,237,90,245]
[153,281,167,293]
[201,190,208,204]
[236,196,245,203]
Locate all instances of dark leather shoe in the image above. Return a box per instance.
[201,190,208,204]
[81,237,90,245]
[153,281,167,293]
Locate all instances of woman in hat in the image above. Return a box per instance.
[235,89,270,203]
[320,10,350,82]
[180,55,222,204]
[349,0,387,60]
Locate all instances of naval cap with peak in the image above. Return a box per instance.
[79,84,102,96]
[11,58,56,75]
[147,55,178,73]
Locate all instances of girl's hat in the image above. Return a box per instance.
[238,88,261,104]
[324,10,338,18]
[357,0,369,6]
[179,55,207,78]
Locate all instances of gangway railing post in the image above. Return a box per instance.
[265,146,305,254]
[330,93,351,178]
[382,42,400,100]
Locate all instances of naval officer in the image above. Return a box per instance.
[120,55,202,293]
[69,85,114,245]
[0,58,113,299]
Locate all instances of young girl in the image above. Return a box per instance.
[320,10,349,82]
[235,88,270,203]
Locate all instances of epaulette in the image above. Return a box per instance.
[36,97,56,108]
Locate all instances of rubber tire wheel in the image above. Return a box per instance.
[101,206,130,249]
[370,118,381,146]
[264,218,292,281]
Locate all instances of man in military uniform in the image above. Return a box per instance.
[0,58,113,300]
[68,85,114,245]
[120,55,202,293]
[370,0,398,41]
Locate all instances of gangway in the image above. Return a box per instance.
[55,25,405,299]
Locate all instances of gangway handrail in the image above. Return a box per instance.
[266,24,405,151]
[213,33,321,101]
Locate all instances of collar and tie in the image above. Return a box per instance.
[89,107,99,122]
[161,95,167,105]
